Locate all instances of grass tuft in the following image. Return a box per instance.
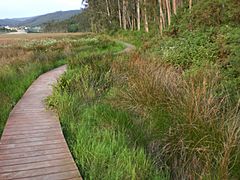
[113,54,240,179]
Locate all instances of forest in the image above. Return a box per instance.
[44,0,239,33]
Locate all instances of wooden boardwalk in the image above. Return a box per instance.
[0,66,82,180]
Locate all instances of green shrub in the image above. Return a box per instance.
[68,24,79,32]
[175,0,240,29]
[49,92,166,179]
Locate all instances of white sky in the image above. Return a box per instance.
[0,0,83,19]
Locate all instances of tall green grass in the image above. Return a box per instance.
[49,93,167,179]
[48,41,168,179]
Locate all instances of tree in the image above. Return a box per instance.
[68,24,79,32]
[123,0,127,30]
[137,0,141,31]
[106,0,111,18]
[118,0,122,28]
[158,0,165,35]
[143,0,149,32]
[173,0,177,15]
[82,0,195,33]
[165,0,171,26]
[189,0,192,10]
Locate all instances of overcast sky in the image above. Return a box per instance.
[0,0,83,19]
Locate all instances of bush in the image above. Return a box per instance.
[176,0,240,28]
[68,24,79,32]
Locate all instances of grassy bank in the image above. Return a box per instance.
[48,40,168,179]
[110,1,240,177]
[49,0,239,179]
[50,50,239,179]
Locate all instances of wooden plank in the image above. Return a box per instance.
[0,158,74,173]
[3,128,60,136]
[0,153,70,167]
[1,131,62,141]
[0,142,66,155]
[1,135,62,144]
[0,148,67,160]
[0,164,77,179]
[18,170,80,180]
[6,122,59,128]
[0,139,65,150]
[6,121,58,127]
[4,124,60,132]
[6,118,58,123]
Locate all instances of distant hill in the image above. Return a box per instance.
[0,19,20,26]
[43,11,90,33]
[0,10,81,27]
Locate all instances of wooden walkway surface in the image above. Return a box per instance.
[0,65,82,180]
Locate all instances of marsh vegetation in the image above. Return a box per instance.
[48,0,240,179]
[1,0,239,179]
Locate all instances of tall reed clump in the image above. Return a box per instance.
[113,54,240,179]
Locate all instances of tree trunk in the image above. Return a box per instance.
[173,0,177,15]
[165,0,171,26]
[105,0,111,24]
[137,0,141,31]
[131,14,135,31]
[123,0,127,30]
[158,0,164,35]
[91,18,94,32]
[128,16,132,30]
[189,0,192,10]
[105,0,111,17]
[153,0,157,23]
[117,0,122,28]
[143,0,149,32]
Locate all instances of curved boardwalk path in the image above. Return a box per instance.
[0,65,82,180]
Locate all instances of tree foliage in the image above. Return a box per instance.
[84,0,195,33]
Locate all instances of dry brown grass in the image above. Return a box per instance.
[0,32,86,44]
[113,54,240,179]
[0,33,89,67]
[0,48,33,66]
[112,54,184,116]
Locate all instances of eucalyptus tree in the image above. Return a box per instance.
[85,0,195,33]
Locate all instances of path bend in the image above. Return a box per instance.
[0,65,82,180]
